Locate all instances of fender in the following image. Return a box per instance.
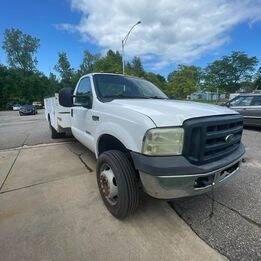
[95,121,141,158]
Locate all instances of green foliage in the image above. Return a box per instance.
[203,51,258,93]
[131,56,145,77]
[78,50,100,76]
[2,28,40,72]
[54,52,74,81]
[1,28,261,110]
[0,65,60,110]
[54,52,75,89]
[94,50,122,73]
[144,72,167,93]
[167,65,201,99]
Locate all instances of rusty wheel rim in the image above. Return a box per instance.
[100,164,118,206]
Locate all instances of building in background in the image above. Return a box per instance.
[188,91,225,101]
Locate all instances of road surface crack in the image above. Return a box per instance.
[208,196,261,229]
[65,146,93,172]
[0,134,29,192]
[0,173,85,195]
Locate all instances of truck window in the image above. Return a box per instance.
[75,77,92,105]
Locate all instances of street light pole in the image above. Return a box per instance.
[122,21,141,74]
[122,39,125,75]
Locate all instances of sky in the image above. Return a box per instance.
[1,0,261,77]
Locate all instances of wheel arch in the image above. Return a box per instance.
[97,134,128,156]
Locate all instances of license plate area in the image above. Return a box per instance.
[194,161,240,189]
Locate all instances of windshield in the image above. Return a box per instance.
[230,96,253,106]
[93,74,168,101]
[22,105,33,109]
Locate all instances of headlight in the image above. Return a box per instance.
[142,128,184,156]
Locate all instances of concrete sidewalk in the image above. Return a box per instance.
[0,142,226,261]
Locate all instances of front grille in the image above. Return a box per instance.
[183,115,243,165]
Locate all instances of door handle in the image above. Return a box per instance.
[92,115,99,121]
[71,109,73,117]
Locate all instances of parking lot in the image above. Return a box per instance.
[0,110,260,260]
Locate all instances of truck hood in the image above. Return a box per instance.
[111,99,238,127]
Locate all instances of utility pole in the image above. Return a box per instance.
[121,21,141,74]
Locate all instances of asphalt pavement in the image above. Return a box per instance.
[0,110,71,150]
[170,128,261,261]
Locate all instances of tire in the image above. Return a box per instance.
[49,123,65,139]
[50,125,61,139]
[48,117,65,139]
[19,112,22,116]
[97,150,139,219]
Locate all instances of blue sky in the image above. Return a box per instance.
[1,0,261,77]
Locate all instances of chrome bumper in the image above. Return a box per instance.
[139,157,243,199]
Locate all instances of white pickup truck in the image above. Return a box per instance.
[45,73,245,219]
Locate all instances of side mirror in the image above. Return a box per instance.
[59,88,73,107]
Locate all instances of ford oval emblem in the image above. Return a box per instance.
[225,134,234,144]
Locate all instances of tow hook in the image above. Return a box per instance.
[194,174,215,189]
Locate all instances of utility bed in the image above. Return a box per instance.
[44,94,71,137]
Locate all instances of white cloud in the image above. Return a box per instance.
[60,0,261,69]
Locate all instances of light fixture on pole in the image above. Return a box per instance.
[121,21,141,75]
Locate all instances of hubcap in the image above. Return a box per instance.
[99,165,118,205]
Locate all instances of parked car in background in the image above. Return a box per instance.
[19,104,37,116]
[33,101,43,109]
[229,93,240,100]
[226,94,261,127]
[12,104,21,111]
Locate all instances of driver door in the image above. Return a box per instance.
[71,76,95,152]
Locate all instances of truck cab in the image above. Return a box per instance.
[53,73,245,219]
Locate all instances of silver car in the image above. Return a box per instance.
[227,94,261,127]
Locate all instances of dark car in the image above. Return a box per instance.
[19,105,37,116]
[226,94,261,127]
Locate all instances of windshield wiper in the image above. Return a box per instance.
[103,95,149,99]
[147,96,168,99]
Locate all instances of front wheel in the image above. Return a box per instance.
[97,150,140,219]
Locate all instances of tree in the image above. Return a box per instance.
[144,72,167,93]
[0,65,60,109]
[78,50,100,75]
[131,56,145,77]
[167,65,201,99]
[204,51,258,93]
[2,28,40,72]
[54,52,74,88]
[94,50,122,73]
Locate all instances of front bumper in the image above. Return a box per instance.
[131,144,245,199]
[20,111,35,115]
